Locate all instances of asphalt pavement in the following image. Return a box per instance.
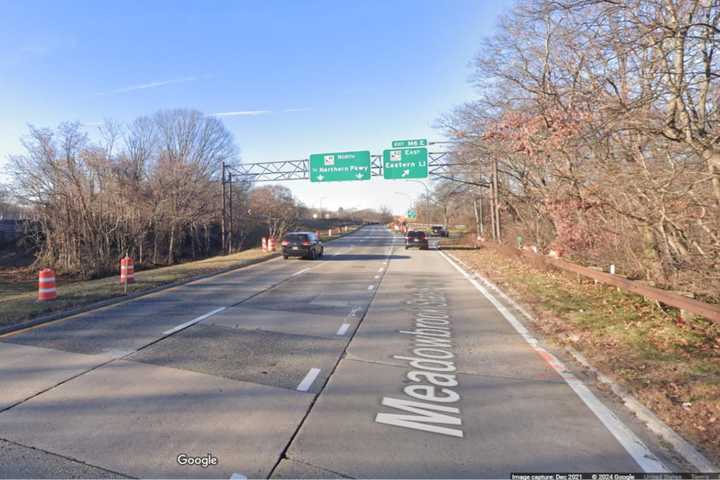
[0,225,684,478]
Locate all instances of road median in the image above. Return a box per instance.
[0,226,361,335]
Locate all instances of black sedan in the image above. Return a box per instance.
[281,232,324,260]
[405,230,429,250]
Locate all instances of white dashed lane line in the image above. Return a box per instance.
[162,307,226,335]
[290,267,311,277]
[336,323,351,336]
[297,368,321,392]
[367,285,374,290]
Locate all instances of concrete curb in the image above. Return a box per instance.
[0,226,363,337]
[445,251,719,473]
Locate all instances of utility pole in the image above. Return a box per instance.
[425,193,431,227]
[409,180,432,227]
[228,172,233,253]
[492,157,501,241]
[221,162,226,253]
[489,193,496,241]
[474,196,483,239]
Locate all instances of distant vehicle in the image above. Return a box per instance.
[431,225,449,237]
[405,230,428,250]
[281,232,324,260]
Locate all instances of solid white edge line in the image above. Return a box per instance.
[437,250,669,473]
[446,252,718,472]
[336,323,351,336]
[162,306,227,335]
[297,367,321,392]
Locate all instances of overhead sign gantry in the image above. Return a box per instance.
[225,139,471,184]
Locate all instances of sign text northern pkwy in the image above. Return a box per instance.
[309,151,371,182]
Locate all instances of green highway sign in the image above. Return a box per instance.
[383,147,428,179]
[309,151,371,182]
[407,209,417,219]
[392,139,427,148]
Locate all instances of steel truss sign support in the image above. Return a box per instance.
[220,151,479,251]
[224,152,466,183]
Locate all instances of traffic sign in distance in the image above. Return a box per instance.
[392,139,427,148]
[309,151,371,182]
[383,147,428,179]
[407,209,417,219]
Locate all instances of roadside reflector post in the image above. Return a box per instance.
[328,228,332,237]
[609,264,620,292]
[38,268,57,301]
[262,237,268,252]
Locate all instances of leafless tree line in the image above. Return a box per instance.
[8,109,306,278]
[0,185,23,220]
[437,0,719,300]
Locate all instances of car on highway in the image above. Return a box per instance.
[405,230,429,250]
[281,232,324,260]
[431,225,449,237]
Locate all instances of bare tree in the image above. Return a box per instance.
[248,185,301,240]
[438,0,719,299]
[8,110,240,277]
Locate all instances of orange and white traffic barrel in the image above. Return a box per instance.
[120,256,135,284]
[328,228,333,237]
[38,268,57,301]
[268,238,276,251]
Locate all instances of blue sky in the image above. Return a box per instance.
[0,0,510,214]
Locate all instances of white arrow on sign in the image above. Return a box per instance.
[317,174,325,181]
[401,169,410,177]
[356,173,364,179]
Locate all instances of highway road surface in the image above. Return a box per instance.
[0,225,684,478]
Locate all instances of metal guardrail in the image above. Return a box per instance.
[518,249,720,323]
[439,237,719,322]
